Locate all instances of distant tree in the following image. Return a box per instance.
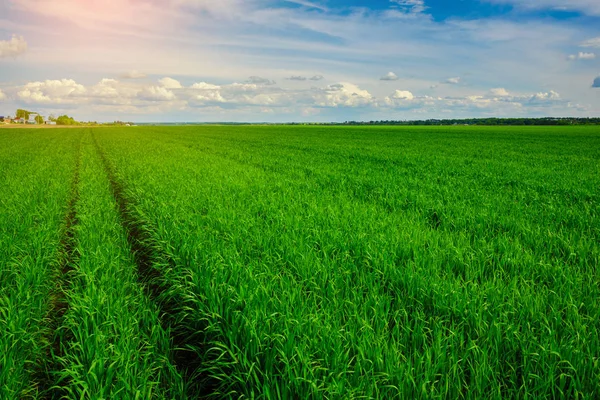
[35,115,44,124]
[16,109,32,120]
[48,114,56,122]
[56,115,77,125]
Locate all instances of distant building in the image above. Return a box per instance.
[45,120,56,125]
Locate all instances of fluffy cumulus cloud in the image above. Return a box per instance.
[313,83,374,107]
[383,90,417,107]
[0,35,28,58]
[0,89,6,100]
[139,86,176,101]
[391,90,414,100]
[158,77,183,89]
[490,88,510,96]
[189,82,225,104]
[530,90,560,102]
[380,72,399,81]
[17,79,86,104]
[379,87,566,114]
[190,82,221,90]
[568,52,596,60]
[593,77,600,88]
[5,76,574,119]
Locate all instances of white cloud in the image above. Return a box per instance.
[490,88,510,96]
[310,75,324,81]
[188,82,226,104]
[380,72,399,81]
[314,83,374,107]
[0,89,6,100]
[530,90,560,102]
[391,90,414,100]
[190,82,221,90]
[159,77,183,89]
[140,86,176,101]
[6,75,578,120]
[445,77,461,84]
[580,37,600,48]
[568,52,596,60]
[120,70,147,79]
[288,76,308,81]
[0,35,28,58]
[383,90,416,107]
[17,79,86,104]
[379,88,566,114]
[578,52,596,59]
[88,79,121,98]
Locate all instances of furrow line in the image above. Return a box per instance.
[91,132,222,398]
[37,132,83,398]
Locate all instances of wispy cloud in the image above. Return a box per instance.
[444,77,461,84]
[120,70,147,79]
[389,0,428,14]
[284,0,328,11]
[568,52,596,60]
[247,76,277,85]
[580,37,600,48]
[2,0,598,120]
[482,0,600,16]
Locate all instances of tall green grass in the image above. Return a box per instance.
[1,126,598,398]
[0,130,79,397]
[55,132,185,398]
[97,125,600,398]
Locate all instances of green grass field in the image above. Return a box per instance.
[0,125,599,398]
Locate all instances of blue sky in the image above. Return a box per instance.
[0,0,599,122]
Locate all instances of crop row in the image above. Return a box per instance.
[96,125,600,398]
[1,126,598,398]
[1,130,187,398]
[0,130,79,397]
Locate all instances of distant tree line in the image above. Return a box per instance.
[338,118,600,126]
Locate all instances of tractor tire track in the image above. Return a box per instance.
[91,132,222,398]
[36,132,83,398]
